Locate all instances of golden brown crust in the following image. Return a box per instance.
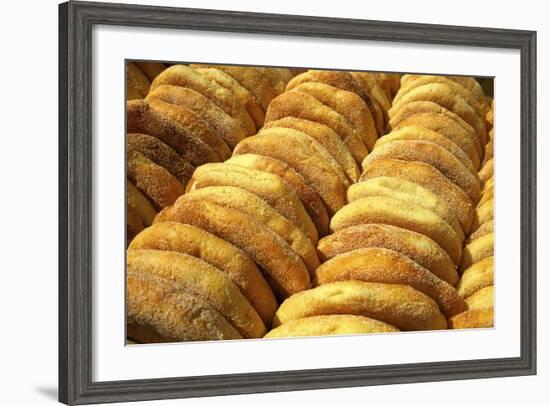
[127,249,266,338]
[396,75,484,119]
[458,256,494,298]
[350,72,391,134]
[258,127,349,188]
[181,186,320,275]
[317,224,458,286]
[265,91,368,164]
[145,99,232,160]
[330,195,463,265]
[146,85,246,149]
[273,280,447,331]
[466,285,494,309]
[447,76,489,114]
[315,248,465,317]
[466,220,494,244]
[126,205,144,246]
[127,271,242,342]
[187,162,318,244]
[388,83,486,146]
[388,101,478,147]
[449,308,494,329]
[128,222,277,326]
[376,126,477,180]
[127,179,157,227]
[190,64,276,111]
[347,176,464,239]
[262,67,294,94]
[375,72,401,100]
[471,198,494,232]
[233,133,347,216]
[126,133,195,185]
[126,62,150,100]
[126,99,220,166]
[194,67,265,130]
[483,175,494,191]
[133,62,166,82]
[150,65,256,135]
[362,140,481,204]
[286,70,384,136]
[360,159,474,232]
[460,233,494,273]
[289,82,378,151]
[392,115,482,170]
[160,198,311,298]
[264,315,399,338]
[479,158,494,184]
[126,150,185,210]
[226,154,329,237]
[262,117,360,183]
[351,72,392,112]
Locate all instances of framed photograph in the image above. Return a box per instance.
[59,1,537,404]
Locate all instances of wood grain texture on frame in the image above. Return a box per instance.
[59,1,537,404]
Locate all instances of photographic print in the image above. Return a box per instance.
[59,2,536,403]
[125,62,495,344]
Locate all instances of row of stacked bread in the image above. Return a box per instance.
[125,64,495,342]
[450,100,495,329]
[126,66,401,342]
[268,74,493,337]
[126,62,300,244]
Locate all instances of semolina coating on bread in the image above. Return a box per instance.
[150,65,256,135]
[289,82,378,151]
[376,126,477,177]
[159,198,311,299]
[189,64,276,111]
[314,248,466,317]
[187,162,317,244]
[126,133,195,185]
[126,62,150,100]
[317,223,458,286]
[145,99,232,160]
[466,285,494,310]
[127,271,242,342]
[273,280,447,331]
[392,112,481,169]
[126,150,185,211]
[264,315,398,338]
[127,179,157,227]
[388,83,486,146]
[233,133,347,216]
[460,233,494,273]
[179,186,320,275]
[146,85,247,149]
[127,249,266,338]
[194,67,265,129]
[347,176,465,239]
[330,195,463,265]
[226,154,329,237]
[360,159,474,232]
[458,256,494,298]
[265,91,368,164]
[262,117,360,183]
[362,140,481,204]
[286,70,384,136]
[258,127,349,188]
[449,308,494,329]
[126,99,219,166]
[128,222,277,326]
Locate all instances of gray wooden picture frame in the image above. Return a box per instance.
[59,1,537,404]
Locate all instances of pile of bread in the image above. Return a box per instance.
[125,62,494,343]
